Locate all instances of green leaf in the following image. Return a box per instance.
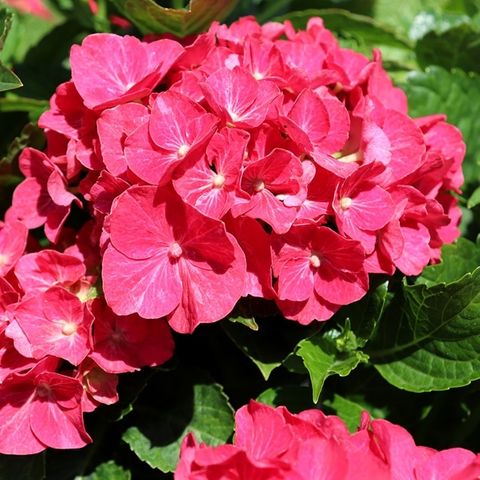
[409,10,471,40]
[370,268,480,391]
[413,12,480,73]
[0,6,13,50]
[468,185,480,208]
[228,314,259,331]
[0,64,22,92]
[338,281,391,348]
[109,0,238,36]
[76,461,131,480]
[123,379,234,473]
[372,0,463,37]
[0,95,47,120]
[0,7,61,66]
[290,325,369,403]
[0,453,45,479]
[403,67,480,187]
[416,237,480,286]
[222,318,306,380]
[322,394,365,432]
[0,8,22,92]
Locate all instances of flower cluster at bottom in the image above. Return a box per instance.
[176,401,480,480]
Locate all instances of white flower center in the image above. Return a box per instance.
[169,242,183,259]
[212,173,225,188]
[61,321,77,336]
[334,151,362,163]
[253,179,265,192]
[310,254,321,268]
[339,197,353,210]
[177,144,190,159]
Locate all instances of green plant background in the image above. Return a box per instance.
[1,0,480,478]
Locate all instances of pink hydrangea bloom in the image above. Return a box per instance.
[176,401,480,480]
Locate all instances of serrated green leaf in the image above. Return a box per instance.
[76,461,131,480]
[403,67,480,187]
[123,381,234,473]
[292,327,369,403]
[416,237,480,286]
[109,0,238,36]
[413,12,480,73]
[370,268,480,391]
[0,453,45,479]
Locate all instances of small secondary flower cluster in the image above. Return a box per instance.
[0,16,465,454]
[176,401,480,480]
[0,223,174,453]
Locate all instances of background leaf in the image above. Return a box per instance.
[0,8,23,91]
[403,67,480,188]
[413,12,480,72]
[370,268,480,391]
[416,237,480,286]
[109,0,238,35]
[122,370,234,473]
[76,461,131,480]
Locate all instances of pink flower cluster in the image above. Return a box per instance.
[0,16,465,453]
[176,401,480,480]
[29,16,462,330]
[0,222,173,453]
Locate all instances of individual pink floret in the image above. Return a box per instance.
[6,148,79,243]
[173,127,249,219]
[70,33,184,110]
[97,102,150,176]
[201,66,280,129]
[89,298,174,373]
[0,357,91,454]
[102,185,247,332]
[232,148,305,234]
[14,249,86,293]
[272,224,368,307]
[0,221,28,277]
[12,287,93,365]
